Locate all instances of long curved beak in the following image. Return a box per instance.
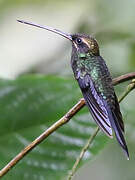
[17,19,72,41]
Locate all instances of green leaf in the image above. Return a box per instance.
[0,75,108,180]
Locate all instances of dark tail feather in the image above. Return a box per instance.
[109,109,129,160]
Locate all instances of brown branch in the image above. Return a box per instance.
[0,72,135,178]
[112,72,135,86]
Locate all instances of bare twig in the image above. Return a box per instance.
[0,73,135,178]
[68,127,100,180]
[67,78,135,180]
[119,79,135,102]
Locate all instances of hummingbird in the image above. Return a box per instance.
[17,19,129,159]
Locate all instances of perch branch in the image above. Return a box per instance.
[113,72,135,86]
[0,73,135,178]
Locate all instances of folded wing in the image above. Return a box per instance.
[77,74,129,159]
[78,74,113,137]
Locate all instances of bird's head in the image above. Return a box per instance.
[71,34,99,56]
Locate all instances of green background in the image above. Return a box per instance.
[0,0,135,179]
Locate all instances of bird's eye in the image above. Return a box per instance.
[76,38,82,44]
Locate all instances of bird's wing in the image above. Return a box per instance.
[77,73,129,158]
[77,74,113,137]
[113,93,124,132]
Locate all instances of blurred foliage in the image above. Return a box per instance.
[0,75,108,180]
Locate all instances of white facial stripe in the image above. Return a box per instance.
[73,37,93,50]
[82,39,91,48]
[73,41,78,50]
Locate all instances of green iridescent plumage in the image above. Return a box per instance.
[76,52,113,100]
